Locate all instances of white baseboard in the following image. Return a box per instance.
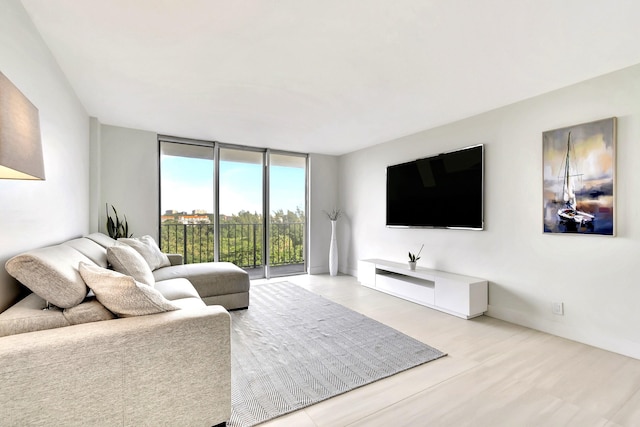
[487,304,640,361]
[308,266,329,275]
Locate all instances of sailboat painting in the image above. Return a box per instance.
[543,117,616,235]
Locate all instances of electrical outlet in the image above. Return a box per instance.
[552,302,564,316]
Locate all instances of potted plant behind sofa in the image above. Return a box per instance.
[106,204,133,239]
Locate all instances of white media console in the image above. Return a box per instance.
[357,259,488,319]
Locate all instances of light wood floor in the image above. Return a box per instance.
[250,273,640,427]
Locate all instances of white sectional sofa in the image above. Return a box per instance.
[0,232,249,426]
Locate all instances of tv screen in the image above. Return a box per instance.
[386,144,484,229]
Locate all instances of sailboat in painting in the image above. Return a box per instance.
[557,131,594,227]
[543,117,615,235]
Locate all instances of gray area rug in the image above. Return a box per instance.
[229,282,446,427]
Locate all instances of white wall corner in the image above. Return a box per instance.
[89,117,102,233]
[308,153,339,275]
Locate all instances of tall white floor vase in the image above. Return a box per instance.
[329,220,338,276]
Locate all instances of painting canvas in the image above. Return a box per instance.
[542,117,616,235]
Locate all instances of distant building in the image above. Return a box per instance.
[161,214,211,224]
[179,215,211,224]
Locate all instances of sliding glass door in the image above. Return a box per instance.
[268,153,306,276]
[159,138,307,279]
[218,148,264,278]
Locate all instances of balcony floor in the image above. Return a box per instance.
[245,263,305,279]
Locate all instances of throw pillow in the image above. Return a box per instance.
[107,244,155,286]
[78,262,179,318]
[5,245,90,308]
[118,235,171,271]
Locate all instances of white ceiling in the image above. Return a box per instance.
[21,0,640,156]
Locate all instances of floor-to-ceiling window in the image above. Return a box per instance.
[268,153,306,277]
[159,137,307,279]
[159,141,215,264]
[218,147,264,277]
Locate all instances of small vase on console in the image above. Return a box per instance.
[408,261,416,271]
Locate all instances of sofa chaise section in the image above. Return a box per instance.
[153,261,250,309]
[86,233,251,310]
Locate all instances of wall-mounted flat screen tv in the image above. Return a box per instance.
[386,144,484,229]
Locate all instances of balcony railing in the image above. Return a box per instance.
[160,222,304,269]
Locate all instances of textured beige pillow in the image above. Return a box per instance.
[5,245,90,308]
[107,244,155,286]
[78,262,179,318]
[118,235,171,271]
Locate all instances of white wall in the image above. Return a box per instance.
[89,117,101,233]
[98,124,159,239]
[339,63,640,359]
[308,154,339,274]
[0,0,90,311]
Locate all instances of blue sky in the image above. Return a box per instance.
[160,155,305,216]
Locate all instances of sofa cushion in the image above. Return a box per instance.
[107,244,155,286]
[62,297,116,325]
[169,297,207,310]
[154,278,202,301]
[153,262,250,297]
[5,245,91,308]
[0,293,70,337]
[118,235,170,271]
[85,232,118,248]
[79,262,179,318]
[62,238,109,268]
